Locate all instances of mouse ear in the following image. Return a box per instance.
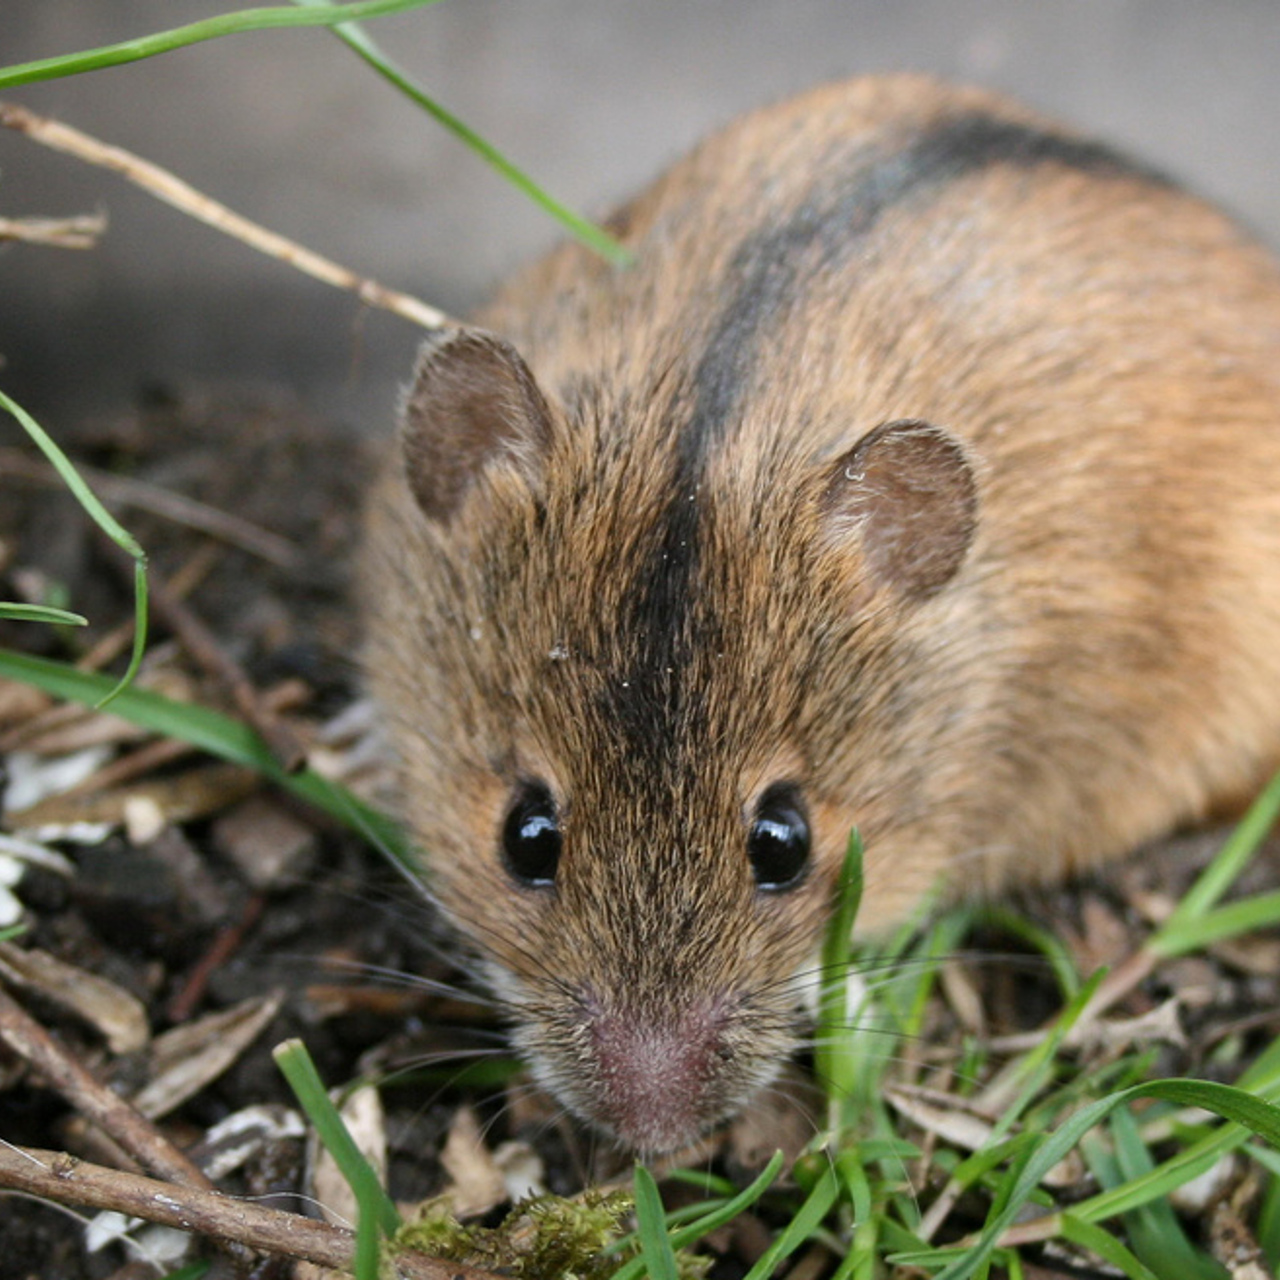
[399,327,553,524]
[819,418,977,598]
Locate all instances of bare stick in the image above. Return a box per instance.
[101,542,307,771]
[0,1143,501,1279]
[0,987,212,1191]
[0,447,304,569]
[0,101,454,332]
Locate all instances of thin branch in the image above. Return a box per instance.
[0,447,304,570]
[0,100,454,332]
[0,1143,501,1279]
[0,986,212,1191]
[101,543,307,770]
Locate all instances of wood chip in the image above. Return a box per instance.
[190,1103,306,1182]
[0,941,149,1055]
[1207,1166,1271,1280]
[129,992,283,1119]
[492,1141,545,1203]
[1170,1152,1239,1214]
[212,794,318,890]
[9,762,264,836]
[439,1105,508,1220]
[0,677,51,727]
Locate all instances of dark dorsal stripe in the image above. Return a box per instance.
[687,110,1172,461]
[611,110,1172,753]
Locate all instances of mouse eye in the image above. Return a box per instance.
[502,782,561,887]
[747,785,811,891]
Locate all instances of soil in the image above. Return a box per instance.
[1,388,1278,1279]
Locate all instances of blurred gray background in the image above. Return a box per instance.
[3,1,1279,435]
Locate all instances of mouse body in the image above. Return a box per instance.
[363,76,1280,1152]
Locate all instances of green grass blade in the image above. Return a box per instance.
[0,648,417,876]
[632,1164,679,1280]
[0,390,148,704]
[274,1039,400,1242]
[667,1150,785,1248]
[0,604,87,626]
[835,1214,879,1280]
[988,967,1106,1144]
[971,903,1081,999]
[159,1263,210,1280]
[741,1159,840,1280]
[816,829,864,1124]
[1156,769,1280,945]
[1153,891,1280,956]
[0,0,444,88]
[1256,1161,1280,1273]
[835,1146,873,1225]
[609,1152,784,1280]
[290,0,630,264]
[933,1079,1280,1280]
[1104,1103,1226,1280]
[1058,1216,1160,1280]
[107,557,151,709]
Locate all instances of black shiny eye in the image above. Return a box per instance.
[502,782,561,887]
[747,785,811,891]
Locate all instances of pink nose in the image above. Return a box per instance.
[589,1000,730,1152]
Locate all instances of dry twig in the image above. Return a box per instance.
[0,1143,501,1279]
[0,101,454,332]
[0,986,211,1191]
[0,446,304,569]
[102,543,307,770]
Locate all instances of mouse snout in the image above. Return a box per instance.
[585,994,736,1152]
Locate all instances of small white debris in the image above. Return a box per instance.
[123,795,167,845]
[0,881,22,928]
[4,745,113,814]
[0,833,74,877]
[495,1141,545,1202]
[1170,1153,1239,1214]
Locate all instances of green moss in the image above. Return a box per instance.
[395,1189,637,1280]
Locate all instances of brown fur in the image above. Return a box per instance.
[362,75,1280,1151]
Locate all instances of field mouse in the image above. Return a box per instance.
[363,76,1280,1153]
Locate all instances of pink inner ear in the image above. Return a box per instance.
[820,418,978,598]
[400,327,552,524]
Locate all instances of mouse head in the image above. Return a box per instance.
[365,326,978,1150]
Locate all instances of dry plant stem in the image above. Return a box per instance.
[0,446,304,569]
[0,987,212,1191]
[0,101,454,332]
[983,948,1161,1056]
[104,542,307,770]
[0,212,106,249]
[167,893,267,1023]
[0,1144,503,1280]
[64,734,197,797]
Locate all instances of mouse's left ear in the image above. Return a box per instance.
[818,418,978,598]
[399,327,553,525]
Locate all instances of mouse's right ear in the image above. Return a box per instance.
[399,327,552,525]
